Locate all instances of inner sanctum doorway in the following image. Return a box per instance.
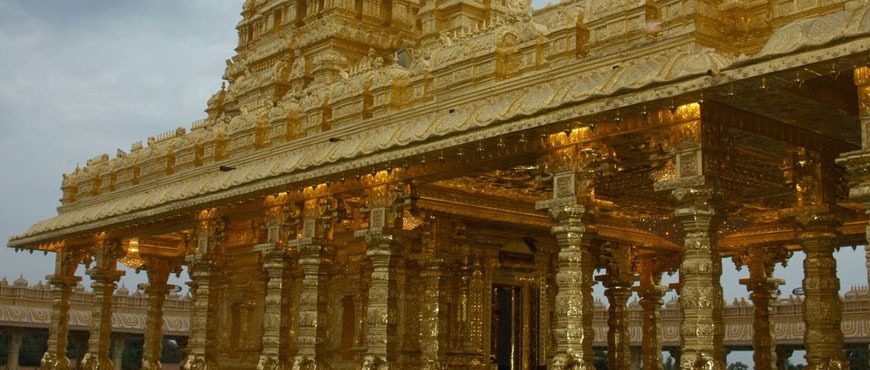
[490,237,545,370]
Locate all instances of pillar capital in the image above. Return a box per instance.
[190,207,225,258]
[261,192,297,246]
[87,236,125,283]
[796,211,841,239]
[599,243,635,287]
[734,245,789,292]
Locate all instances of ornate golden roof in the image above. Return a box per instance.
[9,3,870,249]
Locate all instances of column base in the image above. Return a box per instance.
[256,353,283,370]
[40,352,71,370]
[677,351,723,370]
[183,354,217,370]
[552,353,589,370]
[361,355,389,370]
[80,353,114,370]
[292,355,320,370]
[806,359,849,370]
[141,359,163,370]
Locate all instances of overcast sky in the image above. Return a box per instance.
[0,0,241,288]
[0,0,867,344]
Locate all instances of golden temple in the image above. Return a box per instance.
[8,0,870,369]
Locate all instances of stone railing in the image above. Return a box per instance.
[0,277,190,336]
[591,286,870,347]
[2,276,867,345]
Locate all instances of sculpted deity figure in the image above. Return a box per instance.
[290,50,306,80]
[274,54,292,82]
[359,48,375,68]
[439,32,452,47]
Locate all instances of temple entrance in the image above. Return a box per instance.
[491,282,542,370]
[492,284,521,370]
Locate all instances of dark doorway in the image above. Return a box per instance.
[492,285,521,370]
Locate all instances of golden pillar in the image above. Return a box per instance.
[256,193,292,370]
[600,244,634,370]
[420,256,447,369]
[836,65,870,370]
[672,187,724,369]
[40,247,80,370]
[536,144,607,369]
[799,214,848,369]
[634,256,668,370]
[734,246,787,370]
[359,230,401,369]
[184,208,223,370]
[800,130,848,369]
[356,183,408,369]
[142,258,174,370]
[81,236,125,370]
[654,111,725,369]
[418,215,447,369]
[289,197,333,369]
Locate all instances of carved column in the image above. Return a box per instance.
[184,208,223,370]
[142,258,174,370]
[671,187,724,369]
[600,244,634,370]
[256,246,289,370]
[799,214,848,369]
[81,236,125,370]
[356,183,409,369]
[836,65,870,369]
[41,247,81,370]
[289,197,334,369]
[359,231,401,368]
[653,113,726,369]
[256,193,292,370]
[734,246,787,370]
[420,257,447,369]
[111,334,126,370]
[536,144,607,369]
[7,328,23,370]
[635,257,668,370]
